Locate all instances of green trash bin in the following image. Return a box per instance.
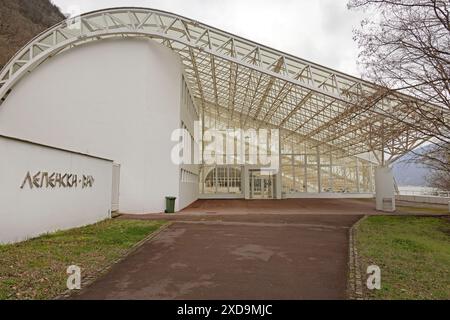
[165,196,177,213]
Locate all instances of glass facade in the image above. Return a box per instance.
[198,106,375,197]
[201,166,243,195]
[281,134,375,195]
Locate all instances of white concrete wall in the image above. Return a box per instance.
[375,166,396,212]
[0,38,184,213]
[179,166,200,210]
[177,79,200,210]
[0,136,113,244]
[396,194,450,205]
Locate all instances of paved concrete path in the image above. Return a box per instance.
[74,213,362,300]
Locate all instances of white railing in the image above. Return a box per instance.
[399,188,450,198]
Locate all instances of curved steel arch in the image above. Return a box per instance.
[0,7,368,101]
[0,7,433,159]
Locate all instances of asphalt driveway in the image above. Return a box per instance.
[73,213,362,300]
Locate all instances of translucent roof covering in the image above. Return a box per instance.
[0,7,441,163]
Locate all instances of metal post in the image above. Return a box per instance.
[356,159,360,193]
[317,148,321,193]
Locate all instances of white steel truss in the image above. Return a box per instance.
[0,7,444,162]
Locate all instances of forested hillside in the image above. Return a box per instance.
[0,0,65,68]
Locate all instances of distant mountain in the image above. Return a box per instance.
[393,161,430,186]
[0,0,65,68]
[393,146,431,187]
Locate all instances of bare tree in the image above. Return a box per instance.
[426,151,450,190]
[349,0,450,189]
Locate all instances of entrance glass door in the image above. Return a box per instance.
[250,170,274,199]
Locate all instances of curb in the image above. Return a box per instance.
[55,222,172,300]
[348,215,368,300]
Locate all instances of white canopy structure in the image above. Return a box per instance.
[0,7,436,159]
[0,7,443,212]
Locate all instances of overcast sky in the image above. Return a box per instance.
[51,0,365,77]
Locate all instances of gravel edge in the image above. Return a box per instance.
[348,216,368,300]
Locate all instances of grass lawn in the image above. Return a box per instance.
[0,219,167,300]
[397,205,449,215]
[356,216,450,300]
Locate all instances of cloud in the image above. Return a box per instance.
[52,0,365,76]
